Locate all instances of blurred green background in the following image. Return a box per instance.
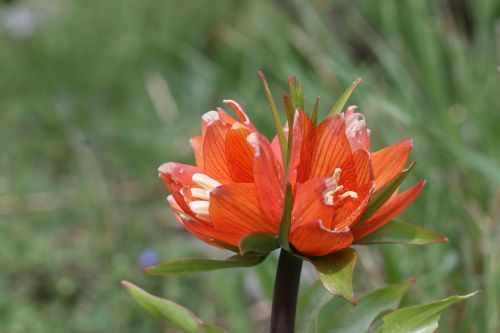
[1,0,499,332]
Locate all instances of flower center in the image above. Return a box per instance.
[188,173,221,221]
[323,168,358,206]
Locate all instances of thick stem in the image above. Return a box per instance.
[270,249,303,333]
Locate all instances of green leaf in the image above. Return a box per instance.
[309,248,357,303]
[318,280,414,333]
[312,96,320,125]
[357,162,416,226]
[376,291,479,333]
[296,281,333,332]
[239,232,279,255]
[278,184,294,250]
[354,220,448,245]
[144,254,266,276]
[122,281,226,333]
[328,78,362,116]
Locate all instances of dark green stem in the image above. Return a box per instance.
[270,249,303,333]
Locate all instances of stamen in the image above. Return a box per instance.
[191,188,210,200]
[192,173,221,190]
[188,201,210,221]
[338,191,358,200]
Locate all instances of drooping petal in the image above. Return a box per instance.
[353,149,373,187]
[289,220,353,256]
[190,135,204,168]
[291,177,334,228]
[345,110,370,152]
[223,99,256,131]
[353,180,426,240]
[159,162,202,215]
[225,125,255,182]
[300,114,354,180]
[248,133,285,224]
[203,120,233,183]
[289,109,314,186]
[209,183,278,238]
[371,139,412,191]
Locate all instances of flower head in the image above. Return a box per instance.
[159,78,425,257]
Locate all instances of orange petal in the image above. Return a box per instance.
[159,162,202,215]
[329,181,374,230]
[289,109,314,185]
[190,135,204,168]
[289,220,353,256]
[353,180,426,240]
[353,149,374,187]
[223,100,256,131]
[345,111,370,152]
[248,133,285,223]
[301,114,354,180]
[291,177,334,228]
[270,135,283,167]
[371,139,412,191]
[209,183,279,238]
[225,126,255,182]
[203,120,233,183]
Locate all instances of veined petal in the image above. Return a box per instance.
[353,180,426,240]
[190,135,204,168]
[203,120,233,183]
[353,149,374,187]
[329,181,374,229]
[270,135,283,167]
[159,162,202,215]
[301,114,353,180]
[291,177,335,228]
[289,109,314,185]
[209,183,279,237]
[371,139,412,191]
[223,99,256,131]
[248,133,285,223]
[289,220,353,256]
[225,126,255,182]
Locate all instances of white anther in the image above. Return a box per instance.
[191,188,210,200]
[338,191,358,200]
[192,173,221,190]
[188,201,210,220]
[201,110,219,124]
[332,168,342,183]
[246,133,261,156]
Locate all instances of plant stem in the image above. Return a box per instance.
[270,249,303,333]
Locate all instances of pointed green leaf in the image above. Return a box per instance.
[122,281,226,333]
[144,254,266,276]
[296,281,333,332]
[312,96,320,125]
[319,280,415,333]
[239,232,279,255]
[376,291,479,333]
[357,162,416,226]
[310,248,357,303]
[354,220,448,245]
[278,184,294,250]
[328,78,362,116]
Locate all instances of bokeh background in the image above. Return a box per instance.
[1,0,499,332]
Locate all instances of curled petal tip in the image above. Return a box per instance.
[158,162,175,175]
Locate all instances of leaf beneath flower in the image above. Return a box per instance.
[354,220,448,245]
[239,232,279,255]
[318,280,415,333]
[296,281,333,332]
[144,254,266,276]
[376,291,479,333]
[122,281,226,333]
[309,248,357,303]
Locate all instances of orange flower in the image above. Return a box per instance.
[159,101,424,257]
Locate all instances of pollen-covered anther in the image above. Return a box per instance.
[322,168,358,206]
[192,173,221,190]
[338,191,358,200]
[188,201,210,221]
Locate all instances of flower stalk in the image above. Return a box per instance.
[270,249,303,333]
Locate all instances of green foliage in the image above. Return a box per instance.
[327,78,362,116]
[239,233,279,255]
[309,248,357,303]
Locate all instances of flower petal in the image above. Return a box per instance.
[300,114,353,180]
[289,220,353,256]
[248,133,285,224]
[209,183,278,239]
[203,120,233,183]
[159,162,202,215]
[289,109,314,185]
[353,149,374,187]
[345,110,370,152]
[223,99,256,131]
[353,180,426,240]
[329,181,374,230]
[225,126,255,182]
[371,139,412,191]
[190,135,204,168]
[291,177,334,228]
